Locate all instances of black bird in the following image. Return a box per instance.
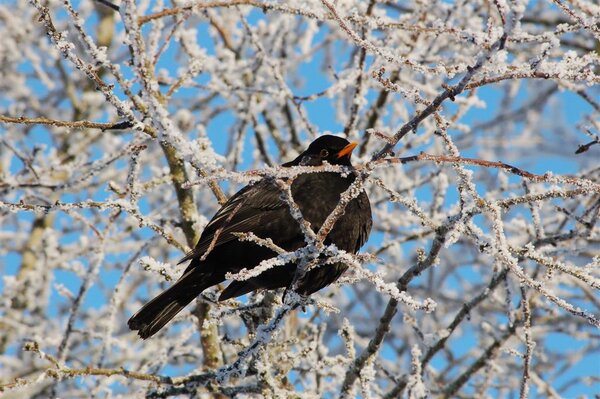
[128,135,372,339]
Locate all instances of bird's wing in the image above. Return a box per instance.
[354,191,373,252]
[178,179,289,264]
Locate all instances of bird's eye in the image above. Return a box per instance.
[320,149,329,158]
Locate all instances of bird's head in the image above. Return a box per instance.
[283,135,358,167]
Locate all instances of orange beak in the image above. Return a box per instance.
[336,142,358,159]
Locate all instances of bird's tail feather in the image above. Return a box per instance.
[128,270,217,339]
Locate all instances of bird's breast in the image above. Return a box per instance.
[290,172,370,252]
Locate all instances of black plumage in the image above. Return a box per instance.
[128,135,372,339]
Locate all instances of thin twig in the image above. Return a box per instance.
[519,288,533,399]
[0,115,145,132]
